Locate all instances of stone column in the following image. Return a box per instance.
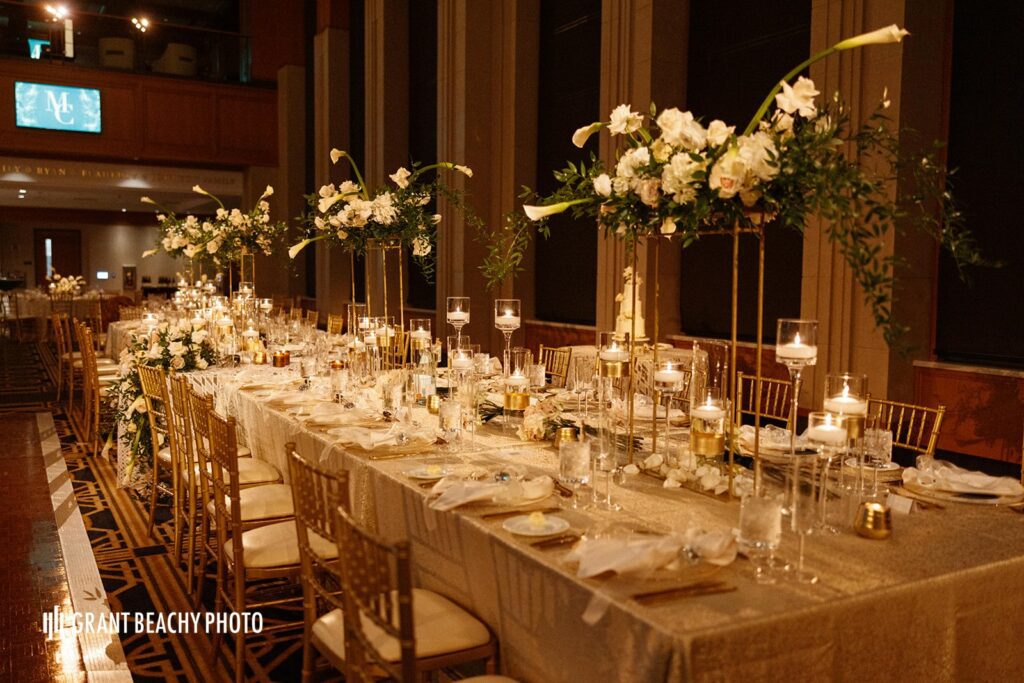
[436,0,539,354]
[313,6,354,322]
[803,0,922,406]
[597,0,687,337]
[274,63,308,300]
[361,0,409,321]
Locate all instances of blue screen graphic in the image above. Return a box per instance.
[14,81,102,133]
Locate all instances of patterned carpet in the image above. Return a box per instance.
[1,338,310,682]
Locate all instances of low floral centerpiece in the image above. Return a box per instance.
[107,319,217,483]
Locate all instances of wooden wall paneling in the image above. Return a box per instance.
[216,92,278,162]
[142,88,216,156]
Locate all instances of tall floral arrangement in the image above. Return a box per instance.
[107,320,217,477]
[289,149,476,281]
[47,272,86,295]
[481,25,983,344]
[140,185,287,263]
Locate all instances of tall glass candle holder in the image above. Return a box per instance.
[824,372,869,504]
[595,332,626,511]
[409,319,435,402]
[653,359,687,458]
[347,303,367,337]
[503,347,531,433]
[690,340,729,460]
[806,411,849,534]
[494,299,521,375]
[447,296,470,340]
[775,319,818,450]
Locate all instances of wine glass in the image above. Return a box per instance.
[567,356,593,431]
[438,399,463,454]
[447,296,470,340]
[494,299,521,375]
[738,492,783,584]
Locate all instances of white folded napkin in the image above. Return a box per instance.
[566,535,684,579]
[328,423,433,451]
[566,528,736,578]
[903,457,1024,497]
[612,396,683,421]
[428,475,554,511]
[737,424,810,452]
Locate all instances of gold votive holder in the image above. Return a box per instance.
[426,394,440,415]
[330,359,345,370]
[854,502,892,540]
[252,349,268,365]
[552,426,580,449]
[845,414,865,441]
[272,351,290,368]
[599,359,624,378]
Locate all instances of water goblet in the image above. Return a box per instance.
[738,492,784,584]
[559,439,592,510]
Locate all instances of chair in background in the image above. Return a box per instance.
[305,309,319,327]
[70,318,118,422]
[151,42,197,77]
[326,314,345,335]
[206,411,303,682]
[538,345,572,388]
[1,292,29,342]
[331,505,502,682]
[735,373,793,429]
[290,308,304,322]
[119,305,144,321]
[868,397,946,458]
[287,445,348,682]
[98,37,134,69]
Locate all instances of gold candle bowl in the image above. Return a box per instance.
[426,394,440,415]
[252,350,268,365]
[552,426,580,450]
[854,502,892,540]
[599,360,624,378]
[330,359,345,370]
[272,351,291,368]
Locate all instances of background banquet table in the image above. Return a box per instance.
[187,365,1024,682]
[105,319,142,358]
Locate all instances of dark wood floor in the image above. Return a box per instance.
[0,412,85,681]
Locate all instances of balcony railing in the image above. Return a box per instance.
[0,1,254,85]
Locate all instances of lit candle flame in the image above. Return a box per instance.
[794,332,802,345]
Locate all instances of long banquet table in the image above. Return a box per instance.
[188,364,1024,682]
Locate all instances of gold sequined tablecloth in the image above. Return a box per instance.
[190,366,1024,682]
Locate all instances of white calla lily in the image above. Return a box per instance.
[523,199,589,221]
[572,121,605,148]
[834,24,909,50]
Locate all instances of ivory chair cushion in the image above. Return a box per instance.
[224,520,336,569]
[73,358,116,369]
[312,588,492,664]
[184,457,281,486]
[207,483,294,522]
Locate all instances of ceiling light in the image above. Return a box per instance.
[18,188,27,194]
[45,5,70,20]
[131,16,150,32]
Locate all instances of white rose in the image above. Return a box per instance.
[708,146,746,199]
[593,173,612,197]
[660,218,677,235]
[167,341,185,357]
[706,119,734,147]
[206,239,220,254]
[608,104,643,135]
[197,357,208,370]
[170,355,185,370]
[656,108,707,150]
[635,177,661,208]
[191,330,208,345]
[615,146,650,180]
[318,183,336,198]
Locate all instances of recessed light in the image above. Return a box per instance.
[18,189,27,194]
[18,195,25,199]
[122,208,127,212]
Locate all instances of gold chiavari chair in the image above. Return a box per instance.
[119,305,143,321]
[188,386,293,606]
[2,292,28,342]
[206,411,304,682]
[383,330,409,369]
[538,345,572,388]
[71,318,118,421]
[290,307,304,322]
[305,309,319,327]
[168,373,202,591]
[326,313,345,335]
[78,325,117,453]
[868,397,946,458]
[138,365,183,549]
[287,445,348,682]
[736,372,793,429]
[331,505,503,683]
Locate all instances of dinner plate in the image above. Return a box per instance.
[902,480,1024,506]
[406,464,454,480]
[502,514,570,537]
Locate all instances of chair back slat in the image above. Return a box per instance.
[305,309,319,326]
[326,314,345,335]
[736,372,793,428]
[168,374,197,498]
[538,345,572,388]
[869,397,946,456]
[335,505,416,682]
[206,410,245,575]
[137,365,174,465]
